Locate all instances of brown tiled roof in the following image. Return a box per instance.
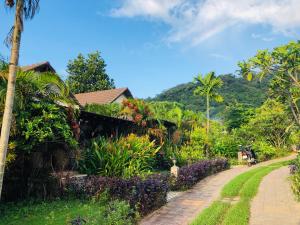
[74,88,133,106]
[21,61,56,73]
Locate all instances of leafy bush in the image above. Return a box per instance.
[79,134,160,178]
[212,133,240,158]
[291,173,300,201]
[155,141,205,169]
[253,141,280,161]
[290,155,300,201]
[175,145,204,166]
[85,103,121,117]
[121,99,153,127]
[16,101,78,152]
[66,174,168,216]
[171,158,229,190]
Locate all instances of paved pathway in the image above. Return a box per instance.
[250,166,300,225]
[140,154,296,225]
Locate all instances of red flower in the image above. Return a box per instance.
[135,114,143,122]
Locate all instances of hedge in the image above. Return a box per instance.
[65,173,168,216]
[65,158,229,215]
[171,158,230,190]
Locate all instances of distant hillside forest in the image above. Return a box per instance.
[148,74,269,117]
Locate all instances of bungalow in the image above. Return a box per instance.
[74,88,133,107]
[21,61,56,73]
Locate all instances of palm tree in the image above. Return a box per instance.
[194,72,223,157]
[0,0,40,198]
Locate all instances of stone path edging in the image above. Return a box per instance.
[140,154,296,225]
[250,166,300,225]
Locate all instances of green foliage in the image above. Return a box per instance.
[85,103,121,117]
[222,102,255,131]
[252,141,281,161]
[15,101,77,152]
[291,155,300,200]
[189,126,207,152]
[0,194,134,225]
[148,101,184,127]
[212,132,240,158]
[194,71,224,103]
[291,173,300,201]
[238,41,300,127]
[150,74,268,116]
[0,65,78,155]
[290,130,300,146]
[66,51,115,94]
[175,144,205,166]
[238,99,292,150]
[79,134,160,178]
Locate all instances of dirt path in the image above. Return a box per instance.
[250,166,300,225]
[140,154,296,225]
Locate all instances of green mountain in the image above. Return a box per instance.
[149,74,269,116]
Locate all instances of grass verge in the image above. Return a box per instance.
[0,196,135,225]
[190,201,230,225]
[191,161,289,225]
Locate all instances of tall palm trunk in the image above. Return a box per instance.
[0,0,24,198]
[205,94,210,157]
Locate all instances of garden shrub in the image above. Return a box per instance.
[290,155,300,201]
[175,145,205,166]
[212,133,240,158]
[121,99,153,127]
[65,173,169,216]
[291,173,300,201]
[85,103,121,117]
[79,134,160,178]
[171,158,229,190]
[252,141,283,161]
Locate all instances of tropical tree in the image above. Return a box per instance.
[238,41,300,127]
[66,51,115,94]
[222,102,255,132]
[194,72,223,156]
[0,0,40,198]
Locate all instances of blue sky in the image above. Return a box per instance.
[0,0,300,98]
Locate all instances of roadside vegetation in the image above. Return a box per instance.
[290,154,300,201]
[0,193,135,225]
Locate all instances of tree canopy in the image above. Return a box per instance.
[66,51,115,94]
[238,41,300,127]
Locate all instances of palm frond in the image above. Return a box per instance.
[4,0,40,46]
[193,71,223,100]
[23,0,40,19]
[4,26,15,47]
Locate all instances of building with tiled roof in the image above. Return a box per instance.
[21,61,56,73]
[74,88,133,106]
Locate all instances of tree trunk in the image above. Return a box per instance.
[290,100,300,127]
[0,0,24,199]
[206,94,210,157]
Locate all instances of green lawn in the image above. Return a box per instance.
[191,161,290,225]
[0,197,135,225]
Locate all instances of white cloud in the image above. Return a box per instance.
[111,0,183,22]
[251,33,274,42]
[111,0,300,45]
[209,53,231,61]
